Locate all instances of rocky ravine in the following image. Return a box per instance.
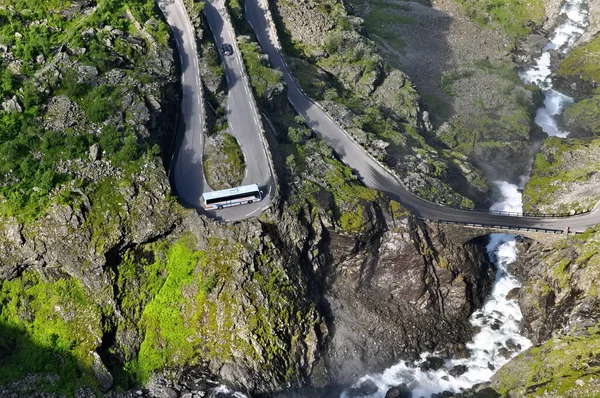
[451,230,600,398]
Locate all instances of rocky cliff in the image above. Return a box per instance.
[322,214,494,385]
[0,0,496,392]
[344,0,545,183]
[454,229,600,398]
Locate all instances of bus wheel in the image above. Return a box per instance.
[248,200,253,204]
[217,205,223,210]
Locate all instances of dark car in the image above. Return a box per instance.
[222,43,234,56]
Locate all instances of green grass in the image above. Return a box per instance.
[455,0,546,40]
[363,1,415,53]
[237,36,284,99]
[0,271,103,394]
[133,235,205,382]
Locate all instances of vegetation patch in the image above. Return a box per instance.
[491,325,600,396]
[523,137,600,214]
[564,90,600,135]
[132,235,206,383]
[0,0,172,222]
[203,132,246,190]
[559,35,600,83]
[237,36,284,100]
[454,0,545,40]
[0,272,103,394]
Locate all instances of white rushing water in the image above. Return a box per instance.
[519,0,589,137]
[340,182,532,398]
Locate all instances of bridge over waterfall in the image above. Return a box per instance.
[424,219,573,246]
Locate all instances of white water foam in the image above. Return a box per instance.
[339,182,532,398]
[211,385,250,398]
[519,0,588,137]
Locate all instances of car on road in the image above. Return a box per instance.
[222,43,234,56]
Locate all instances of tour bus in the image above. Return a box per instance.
[201,184,262,210]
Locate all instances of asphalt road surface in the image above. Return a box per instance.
[158,0,274,221]
[244,0,600,233]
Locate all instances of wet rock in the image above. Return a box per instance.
[420,357,446,372]
[347,380,379,397]
[448,364,468,377]
[505,288,520,301]
[385,384,412,398]
[513,34,549,66]
[431,391,453,398]
[505,339,520,351]
[498,347,511,358]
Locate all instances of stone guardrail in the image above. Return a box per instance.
[218,0,281,210]
[428,218,577,235]
[457,207,593,219]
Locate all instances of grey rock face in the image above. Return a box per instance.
[321,211,494,385]
[2,95,22,112]
[89,143,101,161]
[92,352,114,392]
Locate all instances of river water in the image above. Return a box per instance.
[519,0,589,137]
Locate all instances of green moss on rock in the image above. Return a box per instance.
[0,272,103,393]
[523,137,600,214]
[559,36,600,84]
[203,133,246,190]
[490,327,600,397]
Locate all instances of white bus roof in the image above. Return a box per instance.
[201,184,260,201]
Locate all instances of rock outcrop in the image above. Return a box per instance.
[450,229,600,398]
[322,213,494,383]
[523,137,600,214]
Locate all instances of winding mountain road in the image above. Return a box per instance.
[243,0,600,233]
[158,0,274,221]
[160,0,600,233]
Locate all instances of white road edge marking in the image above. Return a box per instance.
[245,207,261,217]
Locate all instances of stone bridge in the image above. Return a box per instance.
[424,219,573,246]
